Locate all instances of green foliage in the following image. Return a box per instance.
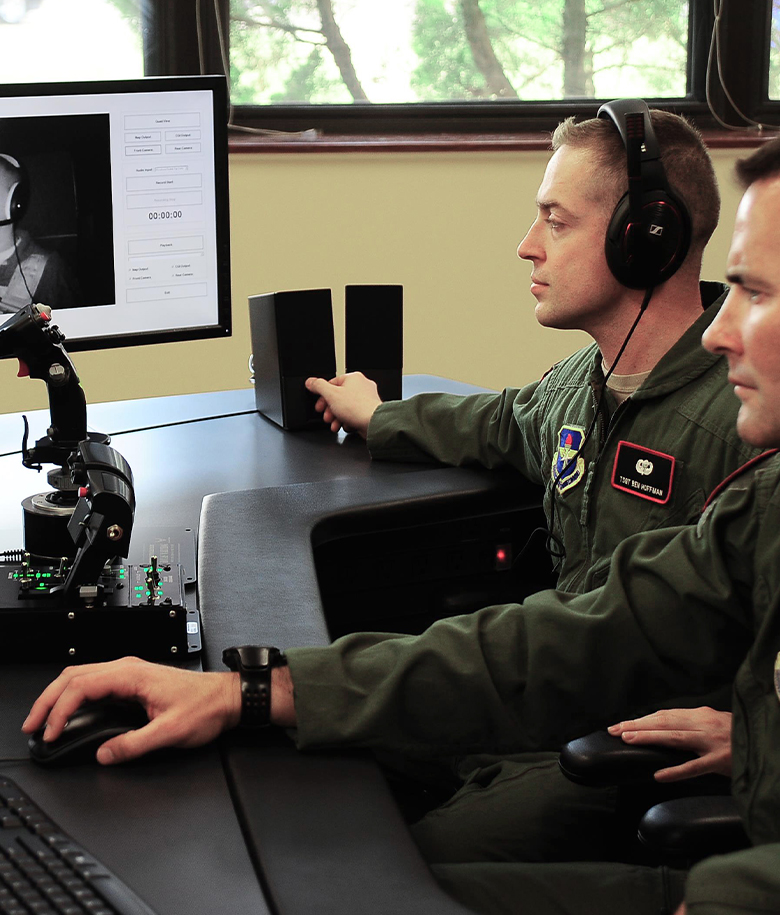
[228,0,689,105]
[769,5,780,100]
[270,47,348,103]
[411,0,688,100]
[230,0,351,104]
[411,0,486,99]
[104,0,143,27]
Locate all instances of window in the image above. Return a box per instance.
[769,0,780,99]
[0,0,777,142]
[200,0,776,139]
[228,0,690,106]
[0,0,143,84]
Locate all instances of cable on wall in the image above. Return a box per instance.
[706,0,778,131]
[196,0,319,139]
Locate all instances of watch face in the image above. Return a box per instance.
[224,645,279,670]
[247,646,272,669]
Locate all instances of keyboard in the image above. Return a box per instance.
[0,776,157,915]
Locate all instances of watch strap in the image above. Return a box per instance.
[222,645,287,728]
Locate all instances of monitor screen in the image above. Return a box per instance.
[0,75,231,352]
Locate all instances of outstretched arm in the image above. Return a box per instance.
[305,372,382,437]
[608,706,732,782]
[22,657,297,765]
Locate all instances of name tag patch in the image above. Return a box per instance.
[611,441,675,504]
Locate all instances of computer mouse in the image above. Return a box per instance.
[28,698,149,766]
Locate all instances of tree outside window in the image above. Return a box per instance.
[229,0,690,106]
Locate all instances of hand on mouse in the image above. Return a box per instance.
[22,657,245,765]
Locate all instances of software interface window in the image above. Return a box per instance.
[0,82,223,346]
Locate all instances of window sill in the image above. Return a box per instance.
[228,127,779,154]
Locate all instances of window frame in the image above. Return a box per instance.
[143,0,777,146]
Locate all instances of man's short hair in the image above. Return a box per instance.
[551,110,719,257]
[735,138,780,188]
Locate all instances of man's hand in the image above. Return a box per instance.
[22,657,242,766]
[305,372,382,437]
[608,706,732,782]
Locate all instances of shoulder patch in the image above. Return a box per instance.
[552,425,586,493]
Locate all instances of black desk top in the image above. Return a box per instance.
[0,378,520,915]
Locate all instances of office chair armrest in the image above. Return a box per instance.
[559,730,697,787]
[638,796,749,859]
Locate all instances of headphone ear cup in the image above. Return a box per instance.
[9,170,29,222]
[605,190,692,289]
[0,155,29,225]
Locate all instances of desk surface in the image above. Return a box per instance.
[0,378,504,915]
[0,377,486,544]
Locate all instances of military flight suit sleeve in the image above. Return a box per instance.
[686,844,780,914]
[366,382,547,483]
[285,469,765,757]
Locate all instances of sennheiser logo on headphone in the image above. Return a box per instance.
[649,224,664,236]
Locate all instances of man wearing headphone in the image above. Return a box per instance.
[0,153,81,314]
[303,103,760,864]
[26,131,780,915]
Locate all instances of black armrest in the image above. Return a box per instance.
[638,796,749,859]
[559,730,696,787]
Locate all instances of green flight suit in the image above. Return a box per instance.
[368,283,757,595]
[285,453,780,914]
[365,283,760,863]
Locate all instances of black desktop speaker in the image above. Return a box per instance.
[345,284,403,402]
[249,288,337,431]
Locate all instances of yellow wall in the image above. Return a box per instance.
[0,147,749,415]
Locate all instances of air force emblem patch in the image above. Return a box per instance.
[552,425,586,493]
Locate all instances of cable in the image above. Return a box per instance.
[0,409,259,461]
[2,223,34,309]
[705,0,778,132]
[197,0,319,139]
[546,286,655,561]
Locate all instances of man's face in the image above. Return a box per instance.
[703,176,780,449]
[517,144,625,333]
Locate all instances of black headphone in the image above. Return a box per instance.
[597,99,691,290]
[0,154,29,226]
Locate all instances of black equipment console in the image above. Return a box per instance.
[0,775,159,915]
[0,556,200,663]
[0,305,202,663]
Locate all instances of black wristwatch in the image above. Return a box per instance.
[222,645,287,728]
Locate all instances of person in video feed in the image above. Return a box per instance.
[0,153,81,314]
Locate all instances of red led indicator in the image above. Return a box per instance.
[494,543,512,571]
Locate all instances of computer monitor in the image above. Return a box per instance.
[0,75,230,351]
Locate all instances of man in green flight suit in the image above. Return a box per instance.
[24,133,780,915]
[301,105,758,865]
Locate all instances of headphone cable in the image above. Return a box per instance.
[546,285,655,560]
[11,222,34,304]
